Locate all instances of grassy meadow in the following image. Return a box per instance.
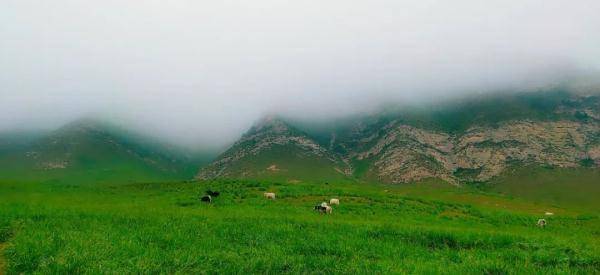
[1,173,599,274]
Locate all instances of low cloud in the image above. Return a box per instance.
[1,0,599,147]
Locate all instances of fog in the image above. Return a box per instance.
[1,0,599,148]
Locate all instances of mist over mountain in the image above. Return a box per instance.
[2,1,600,182]
[2,1,600,148]
[0,118,213,183]
[199,89,600,183]
[3,2,600,273]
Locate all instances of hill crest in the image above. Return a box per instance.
[0,118,203,183]
[197,117,351,181]
[199,90,600,183]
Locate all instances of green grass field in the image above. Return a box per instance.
[486,166,600,211]
[1,174,599,273]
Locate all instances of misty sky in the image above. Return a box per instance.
[1,1,599,148]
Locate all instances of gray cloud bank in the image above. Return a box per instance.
[1,0,599,148]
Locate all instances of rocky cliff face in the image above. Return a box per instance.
[199,92,600,183]
[346,120,599,183]
[196,117,350,180]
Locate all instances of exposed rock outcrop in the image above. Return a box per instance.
[198,93,600,184]
[197,117,350,180]
[346,120,599,183]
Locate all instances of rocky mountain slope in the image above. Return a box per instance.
[199,91,600,183]
[345,119,599,183]
[197,116,351,181]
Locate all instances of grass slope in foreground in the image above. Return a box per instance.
[0,178,598,273]
[486,166,600,211]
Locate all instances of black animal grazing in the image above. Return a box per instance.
[206,190,220,197]
[200,195,212,203]
[314,205,326,212]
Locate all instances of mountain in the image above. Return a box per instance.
[0,119,207,183]
[196,116,351,182]
[335,90,600,183]
[0,130,46,155]
[199,89,600,184]
[341,118,599,184]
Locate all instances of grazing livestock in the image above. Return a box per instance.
[329,198,340,205]
[314,204,333,214]
[206,190,220,197]
[200,195,212,203]
[545,212,554,216]
[264,192,276,199]
[537,219,547,228]
[320,202,328,208]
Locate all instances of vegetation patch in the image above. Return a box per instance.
[1,177,598,273]
[453,167,482,181]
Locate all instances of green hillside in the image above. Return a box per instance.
[485,166,600,211]
[0,130,46,154]
[0,119,206,184]
[217,144,350,182]
[197,117,351,182]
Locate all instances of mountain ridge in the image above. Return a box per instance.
[0,118,209,183]
[197,116,352,181]
[199,90,600,183]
